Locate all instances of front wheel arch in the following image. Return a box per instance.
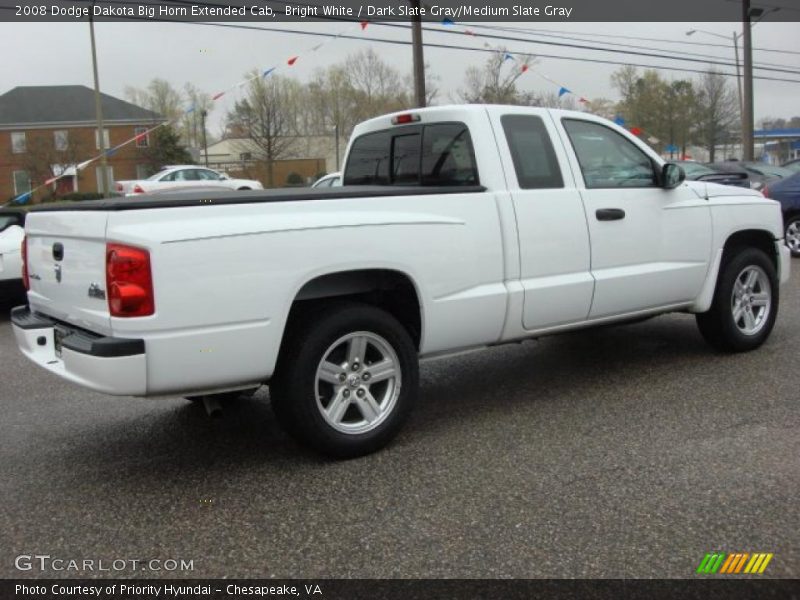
[696,246,779,352]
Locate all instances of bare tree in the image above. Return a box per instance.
[582,97,618,120]
[22,132,88,200]
[344,49,411,122]
[533,91,578,110]
[696,69,739,162]
[181,83,214,149]
[125,79,183,121]
[125,79,212,149]
[225,72,301,187]
[457,49,537,105]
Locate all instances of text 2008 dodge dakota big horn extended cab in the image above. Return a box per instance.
[12,105,791,457]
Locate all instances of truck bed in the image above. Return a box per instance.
[26,185,487,212]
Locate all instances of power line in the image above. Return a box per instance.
[62,14,800,85]
[3,3,799,84]
[75,0,800,77]
[378,21,800,77]
[460,23,800,71]
[466,23,800,57]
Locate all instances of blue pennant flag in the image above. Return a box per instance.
[185,106,196,115]
[613,115,625,126]
[12,192,32,205]
[263,67,275,78]
[558,87,571,97]
[442,17,455,26]
[105,148,117,157]
[503,52,515,62]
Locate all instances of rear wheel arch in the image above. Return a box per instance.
[283,268,424,352]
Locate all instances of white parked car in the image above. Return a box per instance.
[0,209,25,293]
[12,105,790,457]
[311,172,342,188]
[115,166,262,196]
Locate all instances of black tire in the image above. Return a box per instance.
[237,187,251,191]
[785,214,800,258]
[696,247,779,352]
[270,302,418,458]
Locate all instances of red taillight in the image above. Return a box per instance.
[106,243,154,317]
[21,236,29,290]
[391,113,421,125]
[132,184,145,194]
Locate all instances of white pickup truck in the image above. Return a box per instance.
[12,105,790,457]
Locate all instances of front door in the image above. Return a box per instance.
[557,117,712,318]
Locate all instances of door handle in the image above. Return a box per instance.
[596,208,626,221]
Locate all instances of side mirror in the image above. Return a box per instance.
[662,163,686,189]
[219,173,229,180]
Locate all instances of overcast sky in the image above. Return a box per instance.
[1,21,798,135]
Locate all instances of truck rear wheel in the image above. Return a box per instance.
[696,247,778,352]
[270,302,418,458]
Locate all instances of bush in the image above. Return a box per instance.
[285,172,304,186]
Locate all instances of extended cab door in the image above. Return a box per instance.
[555,115,712,318]
[489,109,594,330]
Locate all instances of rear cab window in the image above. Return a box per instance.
[344,122,479,187]
[500,115,563,189]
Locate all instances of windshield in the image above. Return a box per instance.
[679,162,715,177]
[0,214,23,232]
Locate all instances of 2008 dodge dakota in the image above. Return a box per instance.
[12,105,791,456]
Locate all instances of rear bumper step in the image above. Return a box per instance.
[11,305,147,396]
[11,306,144,357]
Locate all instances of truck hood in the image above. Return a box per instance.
[686,180,764,200]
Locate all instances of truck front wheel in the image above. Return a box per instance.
[696,247,778,352]
[270,302,419,458]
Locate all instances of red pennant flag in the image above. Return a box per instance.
[135,133,147,142]
[287,56,298,66]
[45,177,57,185]
[212,91,225,101]
[521,64,529,73]
[630,126,642,135]
[360,21,368,30]
[579,97,587,103]
[465,29,476,36]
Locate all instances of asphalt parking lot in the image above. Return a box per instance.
[1,265,798,580]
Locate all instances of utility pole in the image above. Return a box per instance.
[334,122,340,171]
[732,31,743,134]
[410,0,426,108]
[201,110,208,167]
[742,0,756,161]
[89,8,110,196]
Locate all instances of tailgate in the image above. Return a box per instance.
[25,210,111,335]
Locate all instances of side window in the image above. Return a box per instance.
[501,115,563,189]
[421,123,478,186]
[160,171,177,182]
[562,119,657,188]
[197,169,220,181]
[343,130,391,185]
[392,133,421,185]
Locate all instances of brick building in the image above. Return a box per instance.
[0,85,164,201]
